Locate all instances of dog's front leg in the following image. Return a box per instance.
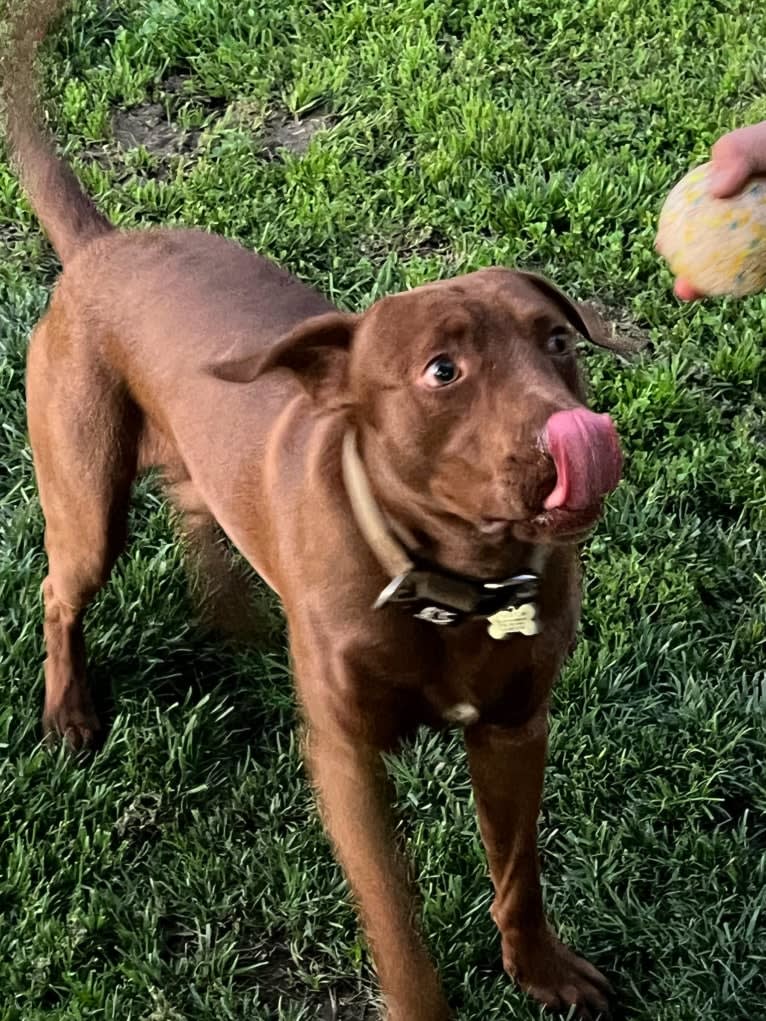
[306,723,450,1021]
[465,717,613,1019]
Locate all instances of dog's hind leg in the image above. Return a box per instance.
[27,312,138,749]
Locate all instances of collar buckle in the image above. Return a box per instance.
[476,573,539,615]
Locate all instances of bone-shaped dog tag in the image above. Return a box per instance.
[487,603,539,640]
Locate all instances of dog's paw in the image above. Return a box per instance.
[503,927,613,1019]
[43,699,101,752]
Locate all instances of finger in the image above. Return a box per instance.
[709,160,752,198]
[711,122,766,196]
[673,278,704,301]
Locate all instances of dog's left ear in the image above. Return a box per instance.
[516,271,645,355]
[210,311,360,405]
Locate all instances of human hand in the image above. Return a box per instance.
[673,121,766,300]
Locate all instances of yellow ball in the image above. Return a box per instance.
[656,162,766,296]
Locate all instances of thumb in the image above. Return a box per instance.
[709,160,751,198]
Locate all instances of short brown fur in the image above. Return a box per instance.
[3,3,623,1017]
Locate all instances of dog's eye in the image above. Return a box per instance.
[546,332,571,356]
[424,356,461,387]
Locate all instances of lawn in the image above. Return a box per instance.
[0,0,764,1018]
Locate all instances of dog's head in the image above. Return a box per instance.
[216,268,628,553]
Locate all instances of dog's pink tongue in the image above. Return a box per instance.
[543,408,622,510]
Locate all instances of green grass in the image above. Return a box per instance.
[1,0,765,1018]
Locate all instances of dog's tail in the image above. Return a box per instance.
[0,0,112,265]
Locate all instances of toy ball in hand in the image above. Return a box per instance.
[656,162,766,296]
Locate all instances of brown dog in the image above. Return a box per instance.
[5,4,627,1019]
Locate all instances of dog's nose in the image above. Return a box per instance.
[482,452,558,527]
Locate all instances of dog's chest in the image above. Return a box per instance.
[400,588,577,732]
[301,557,579,742]
[417,629,539,728]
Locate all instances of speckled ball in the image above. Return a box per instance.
[656,162,766,296]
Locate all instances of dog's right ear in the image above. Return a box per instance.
[515,271,646,356]
[210,311,359,405]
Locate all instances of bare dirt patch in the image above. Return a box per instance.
[262,110,332,157]
[586,296,652,351]
[111,101,198,157]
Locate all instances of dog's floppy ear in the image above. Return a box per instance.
[515,271,645,356]
[210,311,359,404]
